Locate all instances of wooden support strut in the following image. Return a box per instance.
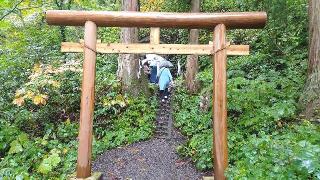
[213,24,228,180]
[150,27,160,44]
[76,21,97,178]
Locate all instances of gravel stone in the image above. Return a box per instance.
[92,129,209,180]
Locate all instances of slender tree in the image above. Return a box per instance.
[117,0,148,96]
[185,0,200,94]
[301,0,320,118]
[54,0,73,42]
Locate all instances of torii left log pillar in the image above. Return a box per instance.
[45,10,267,179]
[76,21,97,177]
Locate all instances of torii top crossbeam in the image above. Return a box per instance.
[46,10,267,29]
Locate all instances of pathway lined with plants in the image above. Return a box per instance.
[92,128,207,179]
[92,93,208,179]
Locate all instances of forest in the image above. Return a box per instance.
[0,0,320,179]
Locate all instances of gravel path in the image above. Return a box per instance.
[92,129,208,180]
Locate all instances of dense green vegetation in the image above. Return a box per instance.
[172,0,320,179]
[0,1,156,178]
[1,0,319,179]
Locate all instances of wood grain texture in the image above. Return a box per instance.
[117,0,142,96]
[76,21,97,178]
[61,42,249,55]
[213,24,228,180]
[185,0,201,93]
[308,0,320,76]
[150,28,160,44]
[46,10,267,29]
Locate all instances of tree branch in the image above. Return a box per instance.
[0,0,25,21]
[17,6,43,10]
[54,0,62,9]
[67,0,73,10]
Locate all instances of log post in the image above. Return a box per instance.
[76,21,97,178]
[212,24,228,180]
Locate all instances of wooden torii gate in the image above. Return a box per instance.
[45,10,267,179]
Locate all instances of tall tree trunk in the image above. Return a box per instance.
[55,0,72,61]
[117,0,148,96]
[55,0,66,42]
[185,0,200,94]
[301,0,320,118]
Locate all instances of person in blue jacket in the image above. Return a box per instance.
[158,66,173,102]
[143,61,158,84]
[149,65,158,84]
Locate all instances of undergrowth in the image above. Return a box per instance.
[0,95,156,179]
[0,59,157,178]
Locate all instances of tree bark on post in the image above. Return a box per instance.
[185,0,200,94]
[307,0,320,76]
[301,0,320,118]
[76,21,97,178]
[117,0,148,96]
[213,24,228,180]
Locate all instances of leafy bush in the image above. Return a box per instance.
[172,1,320,178]
[227,122,320,179]
[0,121,79,179]
[1,48,156,179]
[177,129,213,170]
[0,0,159,179]
[0,95,156,179]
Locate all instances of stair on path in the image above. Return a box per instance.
[155,91,173,139]
[91,89,210,179]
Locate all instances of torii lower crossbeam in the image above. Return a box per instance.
[45,10,267,180]
[61,42,249,55]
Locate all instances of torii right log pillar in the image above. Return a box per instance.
[212,24,228,180]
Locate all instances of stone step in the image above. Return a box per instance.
[155,90,174,140]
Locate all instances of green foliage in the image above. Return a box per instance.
[177,130,213,170]
[0,95,156,179]
[174,87,211,136]
[0,122,20,155]
[172,0,320,178]
[0,0,318,179]
[93,96,157,156]
[37,149,61,175]
[8,133,29,154]
[0,1,155,178]
[0,122,78,178]
[227,122,320,179]
[161,0,190,12]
